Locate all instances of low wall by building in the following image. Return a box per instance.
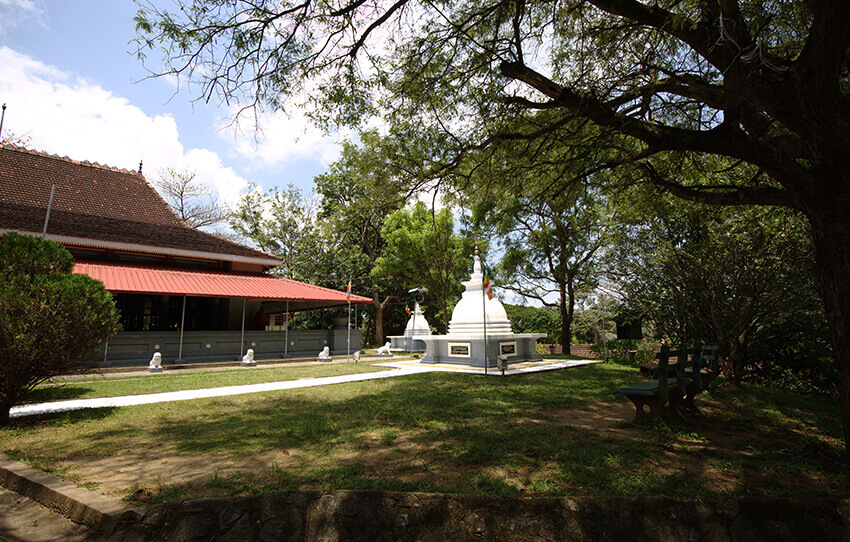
[127,490,849,541]
[93,329,362,367]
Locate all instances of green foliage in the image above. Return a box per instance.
[504,304,560,343]
[133,0,850,453]
[231,132,410,343]
[609,193,831,386]
[313,131,409,343]
[230,183,327,282]
[571,296,618,345]
[0,233,119,423]
[373,202,475,333]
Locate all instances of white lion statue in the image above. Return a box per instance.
[241,349,256,366]
[318,346,332,361]
[376,341,392,356]
[148,352,162,372]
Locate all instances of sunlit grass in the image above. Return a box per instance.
[25,363,393,402]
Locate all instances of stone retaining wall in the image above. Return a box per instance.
[542,343,600,358]
[133,490,849,541]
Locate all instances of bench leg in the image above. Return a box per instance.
[666,392,690,421]
[626,395,662,423]
[681,388,701,414]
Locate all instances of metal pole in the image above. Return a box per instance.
[284,300,289,358]
[42,184,55,237]
[347,301,351,363]
[483,276,488,376]
[240,299,247,359]
[102,340,109,365]
[0,103,6,138]
[409,304,415,355]
[177,295,186,361]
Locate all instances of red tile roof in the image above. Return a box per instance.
[0,144,279,264]
[75,261,372,306]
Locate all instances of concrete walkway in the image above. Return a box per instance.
[0,487,94,542]
[10,359,601,420]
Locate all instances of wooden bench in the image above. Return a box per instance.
[681,343,718,413]
[615,344,691,422]
[617,343,718,421]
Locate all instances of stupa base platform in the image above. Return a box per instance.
[387,335,428,352]
[421,333,545,367]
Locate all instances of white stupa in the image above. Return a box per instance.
[447,252,512,335]
[421,250,545,368]
[388,302,432,352]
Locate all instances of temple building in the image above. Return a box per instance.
[0,144,371,366]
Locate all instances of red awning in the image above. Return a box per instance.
[74,261,372,309]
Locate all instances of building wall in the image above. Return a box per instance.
[95,329,362,367]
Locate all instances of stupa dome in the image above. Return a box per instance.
[404,303,432,336]
[447,251,513,335]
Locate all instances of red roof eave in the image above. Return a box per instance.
[74,261,373,305]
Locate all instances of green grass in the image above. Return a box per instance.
[3,361,846,503]
[25,363,393,402]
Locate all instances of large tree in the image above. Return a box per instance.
[0,233,119,424]
[230,183,325,281]
[136,0,850,454]
[315,133,408,344]
[610,189,826,385]
[373,203,474,332]
[466,136,611,354]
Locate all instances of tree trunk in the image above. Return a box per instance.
[0,403,10,426]
[729,341,746,387]
[374,297,386,346]
[559,280,575,356]
[807,207,850,458]
[559,292,571,356]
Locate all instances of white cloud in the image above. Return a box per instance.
[224,105,351,168]
[0,0,44,34]
[182,148,249,207]
[0,46,251,204]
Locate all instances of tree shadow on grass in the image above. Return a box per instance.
[11,365,843,499]
[8,406,119,428]
[22,385,95,404]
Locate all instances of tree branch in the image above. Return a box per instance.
[637,162,801,210]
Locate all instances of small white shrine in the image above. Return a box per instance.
[388,302,432,352]
[421,250,545,368]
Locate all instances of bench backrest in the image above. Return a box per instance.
[689,342,703,394]
[675,344,688,397]
[656,345,671,404]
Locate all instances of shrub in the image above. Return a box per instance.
[0,233,119,424]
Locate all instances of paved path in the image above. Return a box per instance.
[10,359,600,420]
[0,487,93,542]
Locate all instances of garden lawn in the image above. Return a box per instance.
[1,361,846,504]
[24,363,394,402]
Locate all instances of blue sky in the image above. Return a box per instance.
[0,0,348,205]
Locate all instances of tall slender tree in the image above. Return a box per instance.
[314,132,407,343]
[373,203,474,333]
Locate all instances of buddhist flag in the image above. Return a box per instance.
[345,278,352,302]
[405,304,411,316]
[483,265,494,300]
